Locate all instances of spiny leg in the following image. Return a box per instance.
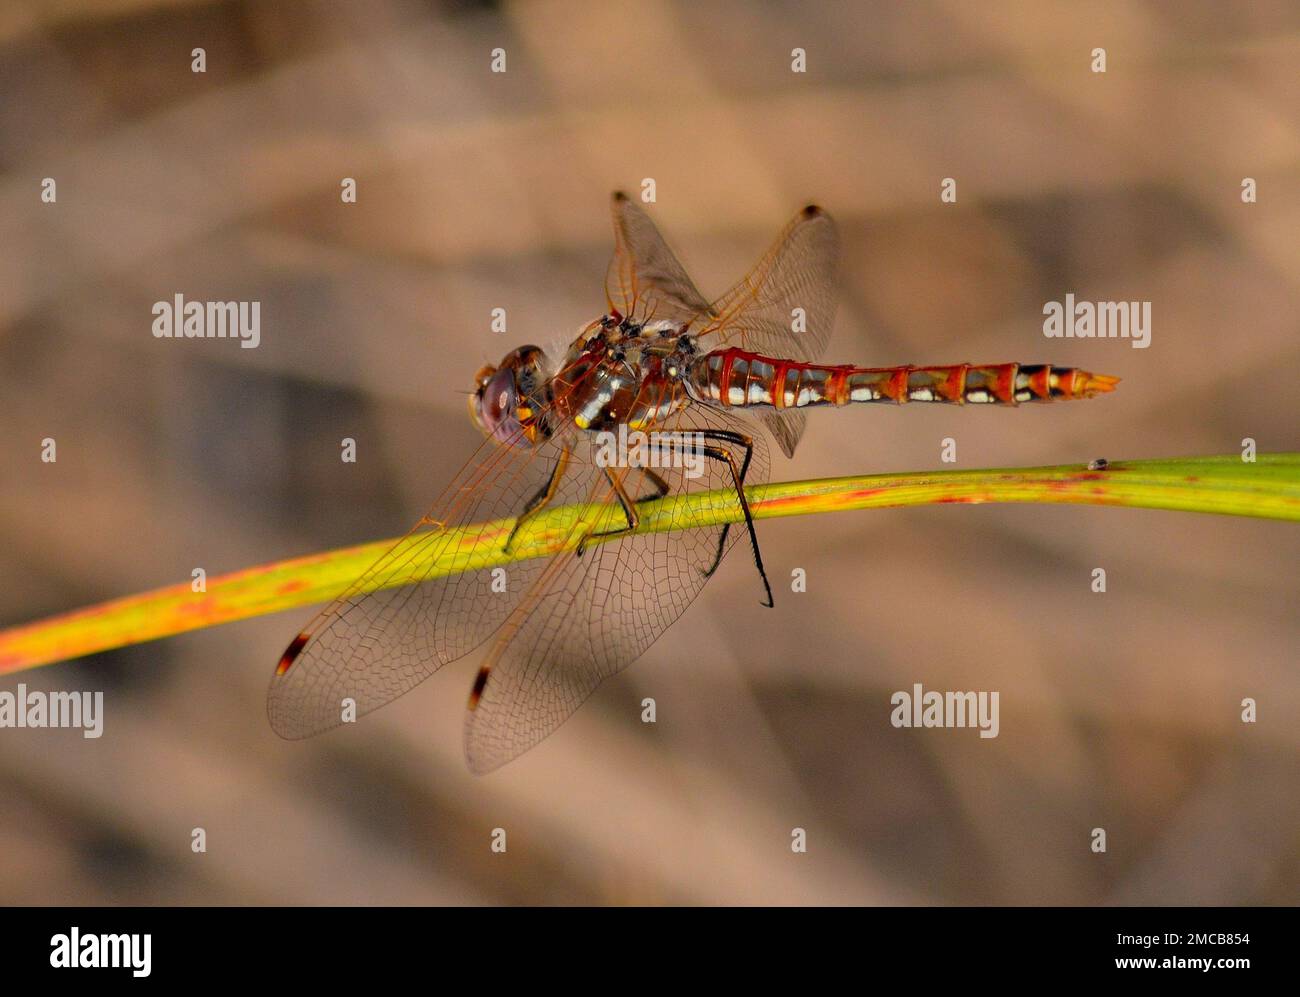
[574,465,671,557]
[698,430,754,576]
[598,430,754,579]
[633,467,670,503]
[576,466,641,556]
[504,446,570,553]
[694,429,772,608]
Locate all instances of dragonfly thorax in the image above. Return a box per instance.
[551,319,697,434]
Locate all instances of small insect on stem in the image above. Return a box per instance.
[1088,458,1109,471]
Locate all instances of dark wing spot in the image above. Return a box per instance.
[276,632,311,676]
[467,665,491,710]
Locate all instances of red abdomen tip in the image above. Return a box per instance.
[1077,371,1120,397]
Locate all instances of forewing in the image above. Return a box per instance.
[699,205,840,457]
[267,365,600,740]
[463,404,770,773]
[605,191,714,327]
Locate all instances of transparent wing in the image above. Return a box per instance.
[605,191,715,328]
[698,205,840,457]
[603,195,839,458]
[266,363,599,740]
[463,403,770,773]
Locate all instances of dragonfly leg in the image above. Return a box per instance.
[633,467,670,503]
[694,429,773,608]
[504,446,570,553]
[699,431,752,577]
[576,466,641,556]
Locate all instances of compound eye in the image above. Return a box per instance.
[477,367,521,443]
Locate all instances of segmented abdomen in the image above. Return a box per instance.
[686,348,1118,409]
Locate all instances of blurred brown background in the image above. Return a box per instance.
[1,0,1298,905]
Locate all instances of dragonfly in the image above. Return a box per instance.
[268,191,1118,773]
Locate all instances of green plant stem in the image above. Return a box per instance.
[1,454,1295,675]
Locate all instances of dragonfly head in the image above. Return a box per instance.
[471,345,548,447]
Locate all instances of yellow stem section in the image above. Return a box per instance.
[2,454,1296,675]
